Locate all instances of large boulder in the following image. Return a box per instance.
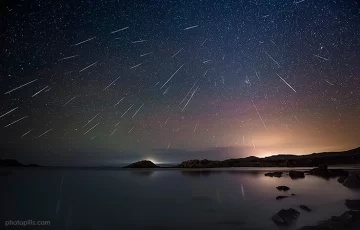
[265,172,283,177]
[276,186,290,191]
[272,208,300,225]
[123,160,159,168]
[289,170,305,179]
[343,174,360,189]
[337,176,347,184]
[318,164,328,170]
[345,200,360,210]
[300,205,312,212]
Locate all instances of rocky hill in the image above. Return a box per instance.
[123,160,159,168]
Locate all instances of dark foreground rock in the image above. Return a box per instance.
[276,186,290,191]
[265,172,283,177]
[272,208,300,225]
[345,200,360,210]
[298,211,360,230]
[300,205,312,212]
[338,176,347,184]
[289,170,305,179]
[343,174,360,188]
[276,196,288,200]
[123,160,159,168]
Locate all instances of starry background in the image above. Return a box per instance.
[0,0,359,166]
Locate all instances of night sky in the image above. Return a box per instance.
[1,0,359,166]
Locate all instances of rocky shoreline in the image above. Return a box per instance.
[264,165,359,189]
[122,160,360,229]
[265,165,360,229]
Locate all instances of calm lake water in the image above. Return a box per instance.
[1,167,360,230]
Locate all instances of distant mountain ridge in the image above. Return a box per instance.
[265,147,360,160]
[178,147,360,168]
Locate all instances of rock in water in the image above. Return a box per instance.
[289,170,305,179]
[337,176,347,184]
[343,174,360,188]
[276,186,290,191]
[300,205,312,212]
[345,200,360,210]
[318,164,328,170]
[264,172,283,177]
[276,196,288,200]
[272,208,300,225]
[123,160,159,168]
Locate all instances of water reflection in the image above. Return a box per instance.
[3,168,360,230]
[181,169,262,177]
[130,170,154,177]
[181,170,221,177]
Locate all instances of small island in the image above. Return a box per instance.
[123,160,159,168]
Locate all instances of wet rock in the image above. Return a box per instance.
[272,208,300,225]
[289,170,305,179]
[300,205,312,212]
[276,196,288,200]
[276,186,290,191]
[330,169,349,177]
[343,174,360,188]
[291,193,296,196]
[331,211,354,222]
[337,176,347,184]
[265,172,283,177]
[345,200,360,210]
[318,164,328,170]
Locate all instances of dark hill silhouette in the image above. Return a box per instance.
[177,147,360,168]
[0,159,41,167]
[123,160,159,168]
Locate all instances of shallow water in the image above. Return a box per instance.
[1,168,359,230]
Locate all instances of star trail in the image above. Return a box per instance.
[0,0,359,165]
